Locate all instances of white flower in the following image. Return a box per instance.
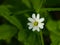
[27,13,44,32]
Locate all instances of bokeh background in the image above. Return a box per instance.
[0,0,60,45]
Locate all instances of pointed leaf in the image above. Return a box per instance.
[22,0,31,8]
[31,0,43,13]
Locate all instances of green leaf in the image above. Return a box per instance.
[18,30,27,42]
[0,5,22,30]
[0,24,17,42]
[41,8,60,11]
[31,0,43,13]
[18,30,41,45]
[46,19,60,45]
[50,32,60,45]
[22,0,31,8]
[46,19,60,36]
[14,10,31,15]
[24,33,41,45]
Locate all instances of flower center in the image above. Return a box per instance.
[33,21,38,26]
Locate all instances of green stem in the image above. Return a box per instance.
[40,30,44,45]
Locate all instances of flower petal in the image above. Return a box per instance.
[37,28,40,32]
[27,13,44,31]
[40,26,44,29]
[32,13,36,19]
[27,23,31,25]
[40,18,44,22]
[37,14,40,19]
[28,26,32,29]
[41,23,44,26]
[27,23,33,27]
[38,23,44,29]
[28,17,34,22]
[32,26,37,31]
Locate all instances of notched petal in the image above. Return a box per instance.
[37,28,40,32]
[32,13,36,19]
[28,17,34,22]
[28,26,32,29]
[37,14,40,19]
[39,25,44,29]
[27,23,31,25]
[32,27,36,31]
[40,18,44,22]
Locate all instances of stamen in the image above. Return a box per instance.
[33,21,38,26]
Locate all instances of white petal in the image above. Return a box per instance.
[41,23,44,25]
[28,26,32,29]
[40,18,44,22]
[32,26,37,31]
[38,23,44,29]
[37,14,40,19]
[27,23,31,25]
[38,23,44,26]
[39,25,44,29]
[27,23,33,28]
[32,13,36,19]
[28,17,34,22]
[37,28,40,32]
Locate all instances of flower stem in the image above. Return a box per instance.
[40,30,44,45]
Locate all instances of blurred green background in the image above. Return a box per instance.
[0,0,60,45]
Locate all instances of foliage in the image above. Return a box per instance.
[0,0,60,45]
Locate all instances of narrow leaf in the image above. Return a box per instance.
[0,5,22,30]
[22,0,31,8]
